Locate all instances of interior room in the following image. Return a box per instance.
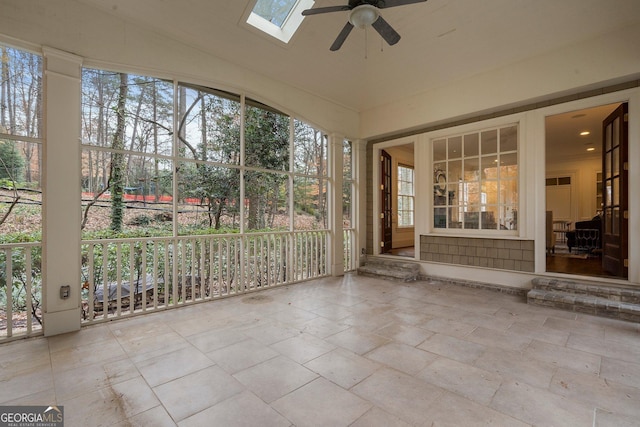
[379,143,415,258]
[545,103,623,278]
[1,0,640,426]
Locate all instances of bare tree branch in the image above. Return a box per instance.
[81,174,112,230]
[0,151,21,226]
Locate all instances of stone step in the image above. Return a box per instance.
[531,277,640,304]
[357,258,420,282]
[527,288,640,323]
[527,278,640,323]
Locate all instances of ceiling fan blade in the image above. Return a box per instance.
[378,0,427,8]
[330,22,355,51]
[371,16,401,46]
[302,5,351,16]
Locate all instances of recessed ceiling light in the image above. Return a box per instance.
[580,131,590,136]
[587,147,595,152]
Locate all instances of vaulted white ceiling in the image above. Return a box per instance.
[74,0,640,113]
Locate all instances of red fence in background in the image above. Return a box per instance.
[82,192,202,205]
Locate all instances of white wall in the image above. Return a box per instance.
[361,23,640,140]
[546,156,602,225]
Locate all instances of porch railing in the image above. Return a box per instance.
[0,230,330,339]
[1,243,43,342]
[343,228,356,272]
[81,230,329,324]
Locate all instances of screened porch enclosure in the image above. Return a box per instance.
[1,46,358,342]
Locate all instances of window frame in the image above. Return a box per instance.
[0,43,43,240]
[80,66,332,238]
[431,122,520,235]
[244,0,315,44]
[397,163,414,228]
[342,140,354,229]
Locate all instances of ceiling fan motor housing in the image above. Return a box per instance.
[302,0,427,51]
[349,4,380,28]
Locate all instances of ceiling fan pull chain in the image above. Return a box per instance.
[365,27,368,59]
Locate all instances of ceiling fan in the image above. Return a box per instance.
[302,0,427,51]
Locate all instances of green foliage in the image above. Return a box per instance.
[0,141,25,182]
[82,227,169,241]
[0,178,17,188]
[12,203,41,217]
[177,226,240,236]
[0,245,42,316]
[81,239,160,288]
[244,105,290,170]
[0,231,41,244]
[129,214,153,226]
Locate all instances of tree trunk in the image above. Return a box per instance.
[110,73,128,233]
[153,80,160,201]
[248,194,260,230]
[214,199,226,230]
[126,81,145,173]
[1,47,7,130]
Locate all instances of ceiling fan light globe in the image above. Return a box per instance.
[349,4,379,29]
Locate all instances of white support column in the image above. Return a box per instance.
[42,47,82,336]
[353,139,367,266]
[330,133,345,276]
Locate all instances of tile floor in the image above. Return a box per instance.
[1,273,640,426]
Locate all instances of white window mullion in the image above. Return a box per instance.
[239,95,246,287]
[172,80,179,238]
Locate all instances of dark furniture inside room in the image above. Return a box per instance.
[566,215,602,254]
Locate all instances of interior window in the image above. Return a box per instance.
[397,165,414,227]
[433,124,518,231]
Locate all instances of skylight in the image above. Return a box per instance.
[253,0,299,28]
[246,0,314,44]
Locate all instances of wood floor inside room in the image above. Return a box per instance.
[546,254,609,277]
[387,247,415,258]
[545,244,615,278]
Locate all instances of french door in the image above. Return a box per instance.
[602,103,628,278]
[380,150,392,253]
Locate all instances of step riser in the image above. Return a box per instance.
[528,274,640,323]
[530,286,640,304]
[531,278,640,304]
[357,259,420,282]
[357,270,418,282]
[528,294,640,323]
[359,261,420,270]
